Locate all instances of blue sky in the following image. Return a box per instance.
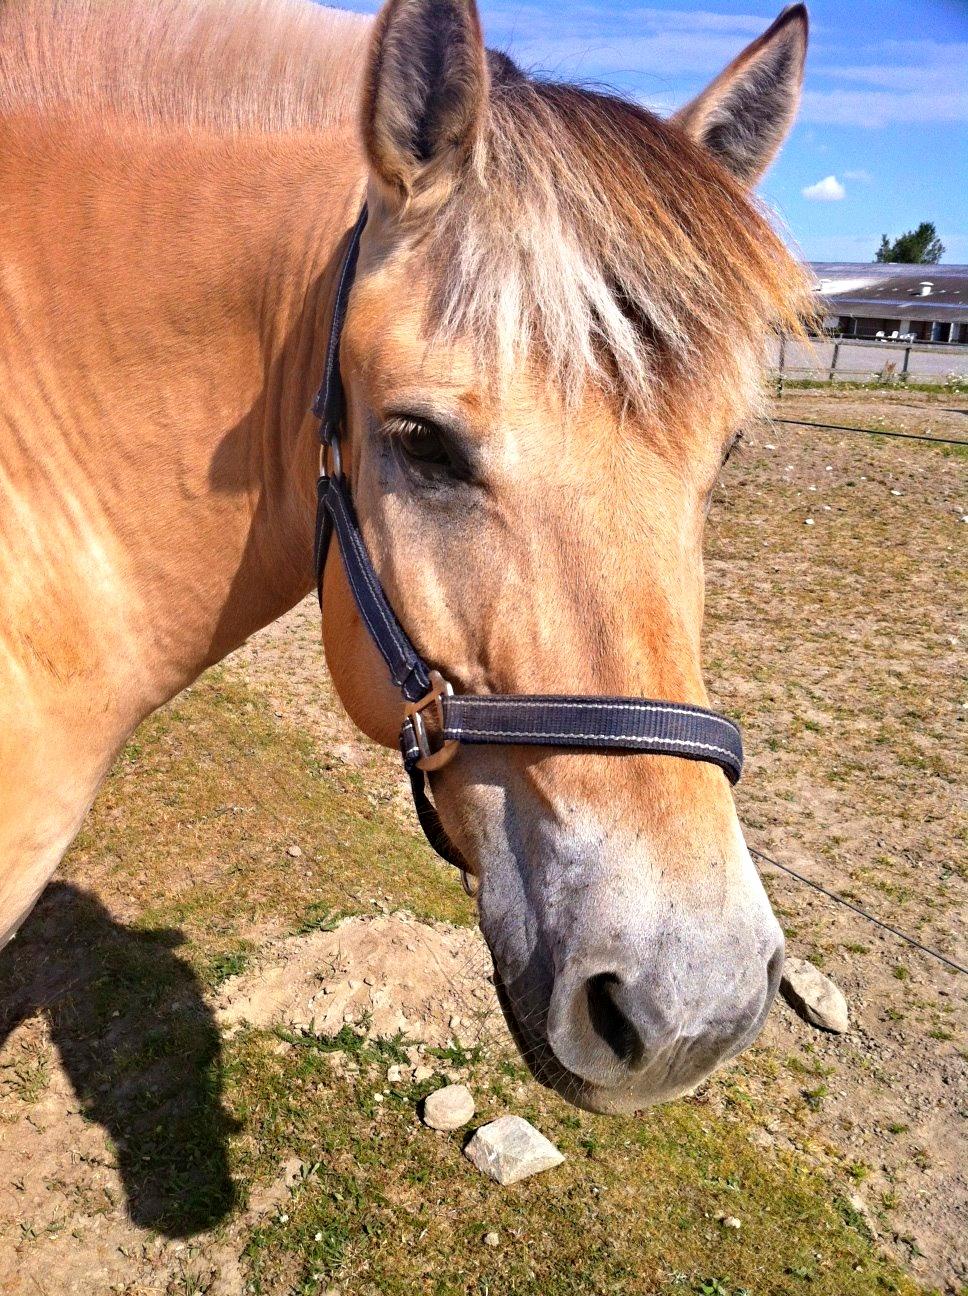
[333,0,967,264]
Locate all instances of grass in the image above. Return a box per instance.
[772,376,968,396]
[226,1027,925,1296]
[22,672,928,1293]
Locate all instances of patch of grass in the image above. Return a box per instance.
[294,903,345,935]
[206,943,253,987]
[803,1084,829,1112]
[7,1040,51,1104]
[223,1029,925,1296]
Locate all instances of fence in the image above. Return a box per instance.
[770,335,968,388]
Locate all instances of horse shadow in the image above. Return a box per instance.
[0,882,237,1236]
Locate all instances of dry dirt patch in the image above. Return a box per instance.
[217,912,502,1051]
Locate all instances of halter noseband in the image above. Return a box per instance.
[312,208,743,890]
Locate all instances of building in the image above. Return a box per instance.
[810,262,968,345]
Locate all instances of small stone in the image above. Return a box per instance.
[449,1015,462,1030]
[387,1065,403,1083]
[483,1232,500,1247]
[721,1216,742,1230]
[422,1084,475,1131]
[413,1065,434,1084]
[286,844,302,858]
[781,957,850,1033]
[847,1191,878,1238]
[464,1116,564,1185]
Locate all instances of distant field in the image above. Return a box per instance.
[0,386,963,1296]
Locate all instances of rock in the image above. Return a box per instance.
[413,1065,434,1084]
[847,1191,878,1239]
[464,1116,564,1185]
[286,844,302,858]
[483,1232,500,1247]
[422,1084,475,1131]
[386,1064,403,1083]
[781,957,850,1033]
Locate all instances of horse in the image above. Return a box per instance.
[0,0,812,1114]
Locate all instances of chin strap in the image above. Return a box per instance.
[311,207,744,892]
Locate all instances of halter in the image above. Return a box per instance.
[312,207,743,891]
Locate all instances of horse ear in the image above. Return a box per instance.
[361,0,488,206]
[673,4,808,185]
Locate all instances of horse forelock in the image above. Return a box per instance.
[411,74,813,426]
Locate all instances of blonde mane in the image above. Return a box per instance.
[0,0,370,133]
[420,63,812,422]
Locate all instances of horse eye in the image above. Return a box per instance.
[392,418,453,470]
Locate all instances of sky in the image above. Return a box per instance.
[332,0,968,265]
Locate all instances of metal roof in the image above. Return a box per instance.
[809,262,968,322]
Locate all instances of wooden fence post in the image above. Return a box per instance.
[777,335,786,399]
[901,345,911,383]
[828,341,840,383]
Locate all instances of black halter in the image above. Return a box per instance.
[312,208,743,888]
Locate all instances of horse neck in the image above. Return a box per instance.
[1,111,364,716]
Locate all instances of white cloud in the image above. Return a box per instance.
[801,87,968,127]
[802,175,847,202]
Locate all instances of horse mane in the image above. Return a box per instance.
[0,0,369,133]
[422,63,813,422]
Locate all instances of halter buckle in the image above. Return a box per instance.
[406,670,459,771]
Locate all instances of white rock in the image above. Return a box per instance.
[780,957,850,1033]
[464,1116,564,1185]
[286,844,302,858]
[423,1084,475,1131]
[483,1232,500,1247]
[387,1065,403,1083]
[413,1065,434,1084]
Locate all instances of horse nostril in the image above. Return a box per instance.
[585,972,645,1069]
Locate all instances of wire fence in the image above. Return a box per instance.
[770,415,968,448]
[749,847,966,976]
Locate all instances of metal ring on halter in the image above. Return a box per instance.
[405,670,459,771]
[320,435,343,480]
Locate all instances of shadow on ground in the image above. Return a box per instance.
[0,882,237,1235]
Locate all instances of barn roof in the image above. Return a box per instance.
[809,262,968,322]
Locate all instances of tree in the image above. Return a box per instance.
[874,223,945,264]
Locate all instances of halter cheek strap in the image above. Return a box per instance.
[312,208,744,887]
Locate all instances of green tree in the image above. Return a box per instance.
[874,222,945,264]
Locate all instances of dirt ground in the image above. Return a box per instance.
[0,387,964,1294]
